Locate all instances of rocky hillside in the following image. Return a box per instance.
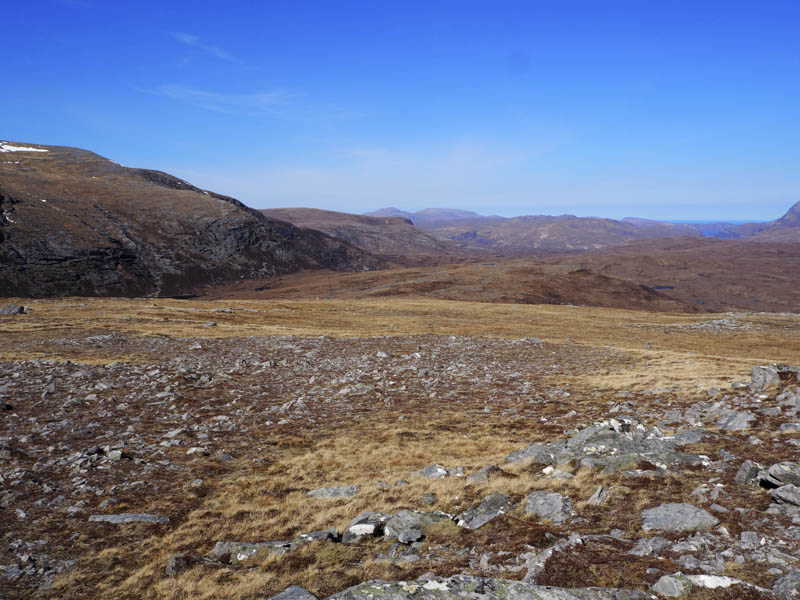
[0,141,381,297]
[260,207,472,264]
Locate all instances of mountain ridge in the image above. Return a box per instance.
[0,141,381,297]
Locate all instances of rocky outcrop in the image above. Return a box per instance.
[0,142,382,297]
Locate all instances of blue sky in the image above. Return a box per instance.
[3,0,799,220]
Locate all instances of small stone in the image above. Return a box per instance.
[307,485,358,499]
[89,513,169,524]
[0,305,26,315]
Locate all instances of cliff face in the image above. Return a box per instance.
[0,142,381,297]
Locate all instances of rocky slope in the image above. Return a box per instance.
[0,141,381,297]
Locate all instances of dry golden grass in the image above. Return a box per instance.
[3,297,798,390]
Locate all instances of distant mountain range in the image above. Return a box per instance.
[363,204,799,251]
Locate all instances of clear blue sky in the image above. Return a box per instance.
[3,0,799,220]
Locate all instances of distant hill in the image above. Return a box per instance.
[0,141,381,297]
[365,205,798,252]
[260,207,473,264]
[364,207,484,225]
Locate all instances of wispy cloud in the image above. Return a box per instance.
[153,84,295,115]
[170,31,238,63]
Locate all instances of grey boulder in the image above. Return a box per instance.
[652,574,691,597]
[525,491,574,524]
[752,365,782,389]
[762,462,800,488]
[773,571,800,599]
[716,411,755,431]
[456,492,511,530]
[641,503,718,532]
[771,484,800,506]
[384,510,451,543]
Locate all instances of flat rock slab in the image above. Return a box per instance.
[89,513,168,524]
[641,503,718,532]
[270,586,319,600]
[525,491,574,524]
[326,576,651,599]
[457,492,511,530]
[307,485,358,499]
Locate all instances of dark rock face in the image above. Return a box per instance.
[0,143,382,297]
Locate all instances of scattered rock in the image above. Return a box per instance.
[752,365,782,390]
[456,492,511,530]
[772,484,800,506]
[716,411,756,431]
[269,586,319,600]
[524,490,574,524]
[208,541,289,564]
[89,513,169,524]
[652,573,692,597]
[291,529,339,549]
[0,305,26,315]
[640,503,718,532]
[384,510,450,543]
[735,459,765,485]
[326,575,651,599]
[308,485,358,500]
[629,536,670,557]
[342,512,389,543]
[466,465,503,484]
